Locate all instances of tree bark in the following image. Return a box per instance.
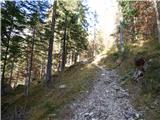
[28,27,36,87]
[1,41,9,95]
[45,0,57,87]
[120,21,124,53]
[14,70,19,88]
[23,27,36,96]
[154,1,160,43]
[74,52,78,64]
[24,57,29,96]
[9,58,15,85]
[72,52,74,64]
[61,14,68,71]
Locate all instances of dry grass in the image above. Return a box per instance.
[98,38,160,120]
[2,62,99,120]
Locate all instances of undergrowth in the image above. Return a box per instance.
[2,62,99,120]
[99,38,160,120]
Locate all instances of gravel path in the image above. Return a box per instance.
[68,65,143,120]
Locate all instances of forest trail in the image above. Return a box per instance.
[61,56,143,120]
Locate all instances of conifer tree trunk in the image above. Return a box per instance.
[1,40,9,95]
[24,27,35,96]
[45,0,57,87]
[72,52,74,64]
[61,14,67,71]
[9,58,15,85]
[28,27,36,87]
[14,70,19,88]
[120,21,124,52]
[74,52,78,64]
[154,1,160,43]
[24,58,29,96]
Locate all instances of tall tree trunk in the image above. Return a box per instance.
[61,14,68,71]
[40,64,43,80]
[28,27,36,87]
[131,17,135,41]
[72,52,74,64]
[24,57,29,96]
[45,0,57,87]
[120,21,124,53]
[93,11,97,57]
[69,53,72,66]
[14,69,19,88]
[24,27,36,96]
[57,53,61,73]
[9,58,15,85]
[1,41,9,95]
[74,52,78,64]
[154,1,160,43]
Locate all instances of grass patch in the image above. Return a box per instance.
[98,38,160,120]
[2,62,99,120]
[30,63,99,120]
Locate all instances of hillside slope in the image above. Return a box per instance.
[99,38,160,120]
[2,62,99,120]
[59,64,143,120]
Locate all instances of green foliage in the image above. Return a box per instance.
[2,63,99,120]
[1,0,52,85]
[99,3,160,119]
[1,1,26,82]
[1,0,90,118]
[55,0,89,54]
[120,1,137,26]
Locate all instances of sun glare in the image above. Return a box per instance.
[87,0,119,50]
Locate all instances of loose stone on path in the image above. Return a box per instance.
[62,65,143,120]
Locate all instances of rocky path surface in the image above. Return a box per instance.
[67,64,143,120]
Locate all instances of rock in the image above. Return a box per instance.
[115,88,120,91]
[148,58,152,63]
[80,68,84,70]
[48,113,56,117]
[84,113,89,117]
[153,100,158,105]
[101,73,105,76]
[89,112,93,116]
[116,58,122,64]
[117,92,129,98]
[59,84,66,89]
[105,90,109,93]
[48,113,56,119]
[97,79,100,81]
[104,81,111,85]
[135,113,140,118]
[92,118,98,120]
[124,111,135,119]
[65,66,142,120]
[150,105,155,109]
[128,118,134,120]
[84,112,94,117]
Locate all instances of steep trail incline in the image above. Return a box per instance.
[62,62,143,120]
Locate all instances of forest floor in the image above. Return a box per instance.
[58,57,144,120]
[2,37,160,120]
[96,39,160,120]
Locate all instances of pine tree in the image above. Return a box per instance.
[154,1,160,43]
[20,0,50,95]
[45,0,57,87]
[1,1,25,95]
